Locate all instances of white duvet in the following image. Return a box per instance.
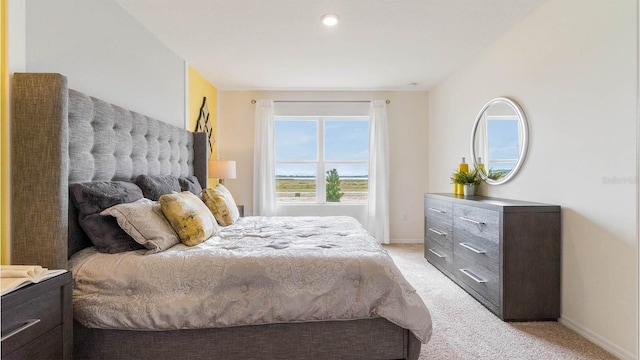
[70,216,432,343]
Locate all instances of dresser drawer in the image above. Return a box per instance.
[425,239,453,275]
[425,197,453,249]
[453,204,500,243]
[454,240,499,278]
[424,198,453,225]
[454,236,499,275]
[454,254,500,306]
[426,218,452,249]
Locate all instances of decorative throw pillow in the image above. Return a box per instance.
[159,191,218,246]
[178,175,203,195]
[69,181,145,253]
[135,174,181,201]
[201,184,240,227]
[101,198,180,254]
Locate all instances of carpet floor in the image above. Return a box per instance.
[383,244,617,360]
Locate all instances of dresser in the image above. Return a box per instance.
[424,193,560,321]
[1,272,73,360]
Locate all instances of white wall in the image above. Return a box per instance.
[428,0,637,358]
[23,0,185,127]
[7,0,25,74]
[218,90,429,243]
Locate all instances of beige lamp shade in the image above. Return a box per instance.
[209,160,236,182]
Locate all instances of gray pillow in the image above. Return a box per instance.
[136,175,181,201]
[69,181,145,253]
[178,175,203,195]
[101,198,180,254]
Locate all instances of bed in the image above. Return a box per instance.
[10,73,431,360]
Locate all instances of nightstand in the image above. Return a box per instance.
[237,205,244,217]
[1,271,72,360]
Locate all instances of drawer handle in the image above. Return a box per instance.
[459,216,485,225]
[1,319,41,342]
[428,207,445,214]
[428,249,446,258]
[459,242,486,254]
[459,269,487,283]
[428,228,446,236]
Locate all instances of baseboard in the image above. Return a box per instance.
[560,315,636,360]
[389,239,423,244]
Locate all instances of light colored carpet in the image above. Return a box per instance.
[384,244,617,360]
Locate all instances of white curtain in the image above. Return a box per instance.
[253,100,277,216]
[367,100,390,244]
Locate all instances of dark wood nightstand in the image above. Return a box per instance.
[1,271,72,360]
[237,205,244,217]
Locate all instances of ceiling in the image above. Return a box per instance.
[115,0,547,91]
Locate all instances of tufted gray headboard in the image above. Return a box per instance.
[10,73,208,270]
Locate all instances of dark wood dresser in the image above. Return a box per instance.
[1,272,72,360]
[424,193,561,321]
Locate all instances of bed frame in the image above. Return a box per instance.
[10,73,421,360]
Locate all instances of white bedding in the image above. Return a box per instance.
[70,216,432,343]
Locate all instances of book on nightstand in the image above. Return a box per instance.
[1,265,67,296]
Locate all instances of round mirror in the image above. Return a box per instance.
[470,97,528,185]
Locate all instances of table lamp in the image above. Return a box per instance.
[209,159,236,185]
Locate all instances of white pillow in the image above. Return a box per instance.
[101,198,180,254]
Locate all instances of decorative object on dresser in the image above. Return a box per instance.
[424,193,560,321]
[451,167,482,196]
[451,157,470,195]
[1,271,72,360]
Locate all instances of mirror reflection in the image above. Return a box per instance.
[471,97,528,185]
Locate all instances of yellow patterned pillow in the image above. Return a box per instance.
[202,184,240,226]
[158,191,218,246]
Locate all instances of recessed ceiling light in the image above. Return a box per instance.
[321,14,339,26]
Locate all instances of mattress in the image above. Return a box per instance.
[70,216,432,343]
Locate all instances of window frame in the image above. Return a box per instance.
[274,115,370,205]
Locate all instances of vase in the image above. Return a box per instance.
[463,184,476,196]
[454,183,464,195]
[458,157,469,173]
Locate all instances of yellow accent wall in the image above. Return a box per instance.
[188,66,218,185]
[1,0,9,264]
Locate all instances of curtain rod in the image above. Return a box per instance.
[250,99,390,104]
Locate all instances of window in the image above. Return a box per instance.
[275,117,369,204]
